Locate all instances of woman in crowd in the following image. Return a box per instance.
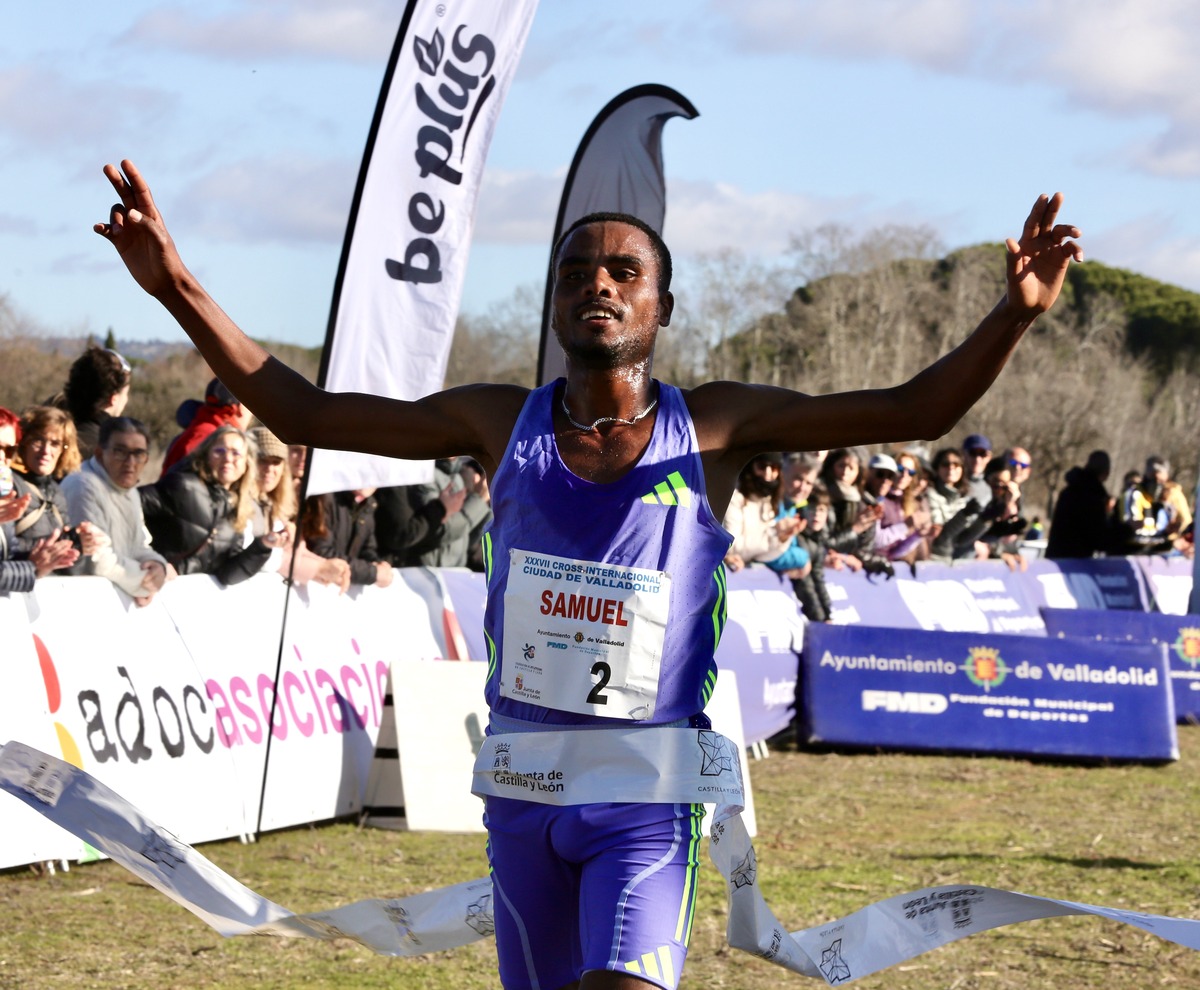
[0,406,83,590]
[722,452,810,578]
[249,426,350,592]
[10,405,79,552]
[51,345,132,457]
[875,450,933,564]
[819,447,892,573]
[140,425,275,585]
[163,377,253,471]
[925,447,972,550]
[933,458,1026,565]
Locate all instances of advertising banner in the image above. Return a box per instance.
[21,577,247,845]
[802,623,1177,761]
[1133,555,1194,615]
[714,568,803,745]
[1041,606,1200,723]
[1022,557,1148,612]
[825,557,1151,633]
[308,0,540,495]
[0,592,85,868]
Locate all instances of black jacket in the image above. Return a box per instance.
[374,485,447,567]
[1047,468,1111,559]
[140,470,271,586]
[308,491,382,585]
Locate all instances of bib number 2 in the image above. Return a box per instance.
[586,661,612,705]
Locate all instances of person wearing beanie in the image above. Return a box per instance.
[162,377,253,471]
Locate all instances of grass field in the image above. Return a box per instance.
[3,729,1200,990]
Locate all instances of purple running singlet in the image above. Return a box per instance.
[481,379,732,727]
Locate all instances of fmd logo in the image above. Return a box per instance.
[960,646,1009,693]
[861,690,948,714]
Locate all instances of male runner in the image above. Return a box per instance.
[95,160,1081,989]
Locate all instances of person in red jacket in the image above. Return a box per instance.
[162,377,253,471]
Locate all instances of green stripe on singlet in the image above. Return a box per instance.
[481,532,493,580]
[711,565,728,643]
[675,804,704,944]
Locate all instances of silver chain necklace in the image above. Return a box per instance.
[561,388,658,432]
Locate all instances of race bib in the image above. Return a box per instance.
[500,549,671,720]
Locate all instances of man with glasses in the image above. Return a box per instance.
[1002,446,1032,487]
[962,432,993,504]
[62,415,171,606]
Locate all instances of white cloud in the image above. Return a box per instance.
[716,0,1200,177]
[1087,213,1200,294]
[660,178,945,256]
[123,0,396,62]
[0,67,172,151]
[172,156,357,244]
[473,169,564,243]
[713,0,977,69]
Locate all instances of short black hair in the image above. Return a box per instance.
[63,346,132,421]
[99,415,150,448]
[552,212,673,294]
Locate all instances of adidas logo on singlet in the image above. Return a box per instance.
[624,945,677,985]
[640,470,691,508]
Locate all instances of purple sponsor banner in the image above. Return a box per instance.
[1133,555,1194,615]
[438,569,489,663]
[715,568,804,745]
[828,561,1045,634]
[826,558,1151,635]
[1021,557,1149,613]
[802,623,1176,761]
[1042,607,1200,722]
[822,567,925,628]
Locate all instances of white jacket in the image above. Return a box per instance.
[61,457,166,598]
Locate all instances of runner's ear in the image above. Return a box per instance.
[658,290,674,328]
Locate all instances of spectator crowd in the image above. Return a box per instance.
[1,345,1194,613]
[720,433,1196,624]
[1,345,492,597]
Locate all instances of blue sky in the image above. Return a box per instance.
[4,0,1200,347]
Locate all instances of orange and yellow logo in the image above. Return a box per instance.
[961,646,1009,692]
[1173,627,1200,667]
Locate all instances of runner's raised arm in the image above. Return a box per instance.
[688,192,1083,491]
[94,159,522,474]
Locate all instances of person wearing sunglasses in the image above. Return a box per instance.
[881,451,933,563]
[961,432,994,505]
[1002,446,1033,488]
[61,415,173,605]
[140,425,276,586]
[925,448,973,547]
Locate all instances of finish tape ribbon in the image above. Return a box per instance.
[4,738,1200,984]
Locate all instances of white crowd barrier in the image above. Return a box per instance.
[2,566,791,871]
[1,572,448,870]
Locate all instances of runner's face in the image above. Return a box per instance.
[550,222,673,371]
